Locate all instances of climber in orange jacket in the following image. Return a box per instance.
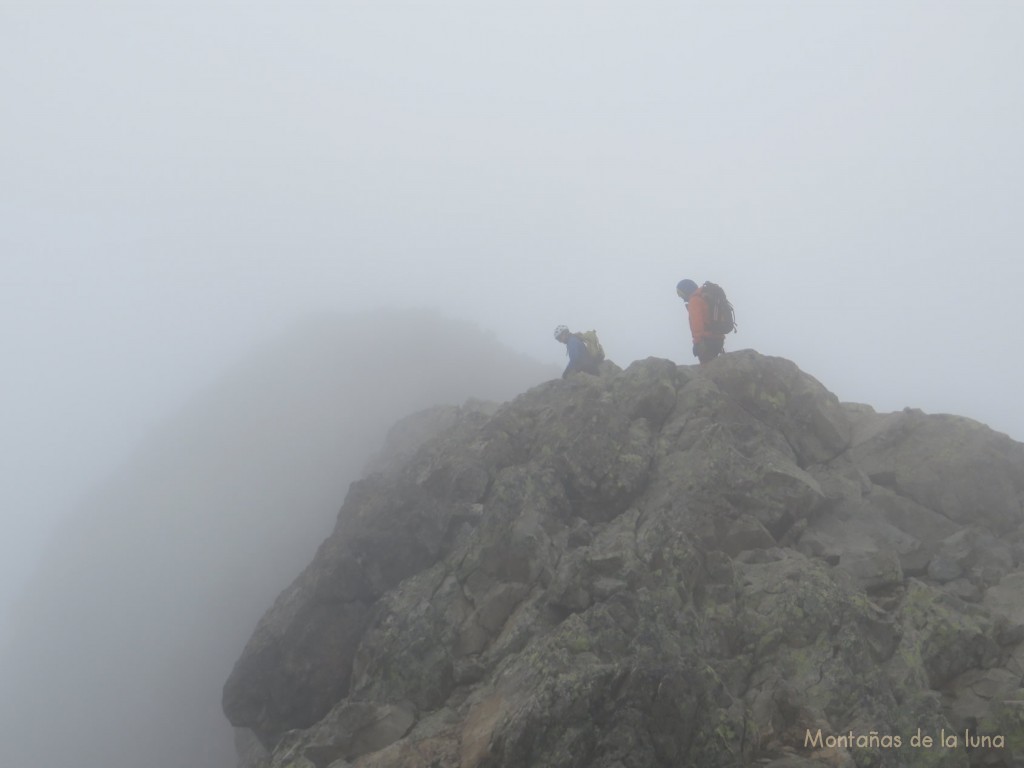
[676,279,725,365]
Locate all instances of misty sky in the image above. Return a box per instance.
[3,2,1024,622]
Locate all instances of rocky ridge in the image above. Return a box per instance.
[223,350,1024,767]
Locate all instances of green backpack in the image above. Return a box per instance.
[576,330,605,362]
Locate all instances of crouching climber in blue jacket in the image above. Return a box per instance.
[554,325,602,379]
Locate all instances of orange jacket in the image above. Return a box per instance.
[687,288,723,343]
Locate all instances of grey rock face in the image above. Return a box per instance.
[223,351,1024,767]
[847,408,1024,533]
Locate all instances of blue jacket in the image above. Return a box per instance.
[563,334,599,378]
[566,335,588,365]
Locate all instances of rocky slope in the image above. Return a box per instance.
[223,351,1024,768]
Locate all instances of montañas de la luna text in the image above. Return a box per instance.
[804,729,1006,750]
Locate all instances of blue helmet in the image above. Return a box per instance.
[676,279,698,299]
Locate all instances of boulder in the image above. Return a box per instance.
[848,409,1024,533]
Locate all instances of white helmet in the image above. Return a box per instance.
[553,325,570,339]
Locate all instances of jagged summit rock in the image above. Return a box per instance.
[223,350,1024,768]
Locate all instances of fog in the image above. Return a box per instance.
[0,310,557,767]
[2,2,1023,765]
